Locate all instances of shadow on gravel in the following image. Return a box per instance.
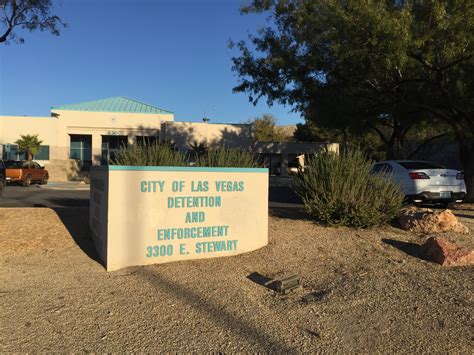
[247,272,278,291]
[46,197,89,207]
[382,238,422,259]
[269,206,310,221]
[269,186,302,204]
[52,207,101,265]
[137,268,295,353]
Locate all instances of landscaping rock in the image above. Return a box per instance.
[399,208,469,234]
[421,237,474,266]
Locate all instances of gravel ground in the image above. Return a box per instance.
[1,205,473,352]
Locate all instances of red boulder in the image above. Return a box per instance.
[421,237,474,266]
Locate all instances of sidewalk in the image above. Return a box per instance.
[38,181,90,190]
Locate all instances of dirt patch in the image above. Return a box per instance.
[1,206,473,352]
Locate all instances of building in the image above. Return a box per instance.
[0,97,253,180]
[255,141,339,176]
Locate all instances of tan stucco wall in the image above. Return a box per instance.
[0,115,59,160]
[90,166,269,271]
[162,122,253,150]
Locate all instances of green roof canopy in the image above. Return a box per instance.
[51,96,173,114]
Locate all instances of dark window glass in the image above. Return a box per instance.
[34,145,50,160]
[372,163,393,174]
[2,145,27,160]
[371,164,383,173]
[5,160,23,168]
[69,135,92,163]
[398,161,444,169]
[101,135,128,164]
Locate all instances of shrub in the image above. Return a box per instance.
[110,142,186,166]
[292,149,404,228]
[195,147,259,168]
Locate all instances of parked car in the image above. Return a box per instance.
[5,160,49,187]
[372,160,466,206]
[0,159,5,197]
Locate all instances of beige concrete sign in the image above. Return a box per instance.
[90,166,269,271]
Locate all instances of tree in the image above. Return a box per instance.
[1,0,66,44]
[15,134,42,161]
[231,0,474,200]
[250,114,292,142]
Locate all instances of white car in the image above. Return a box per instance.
[372,160,467,206]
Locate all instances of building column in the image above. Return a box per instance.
[128,134,136,146]
[92,134,102,166]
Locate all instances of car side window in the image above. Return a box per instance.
[22,162,30,169]
[381,164,393,173]
[371,164,383,174]
[34,162,41,169]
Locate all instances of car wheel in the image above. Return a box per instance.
[40,175,49,185]
[22,175,32,187]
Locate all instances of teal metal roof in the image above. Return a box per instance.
[51,96,173,114]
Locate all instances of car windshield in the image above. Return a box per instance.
[398,161,445,170]
[5,161,23,168]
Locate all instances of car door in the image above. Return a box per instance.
[22,161,32,180]
[33,162,43,181]
[0,160,5,196]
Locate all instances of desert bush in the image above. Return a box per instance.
[110,142,186,166]
[292,149,404,228]
[195,147,259,168]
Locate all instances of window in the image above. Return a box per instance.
[372,163,393,174]
[34,145,50,160]
[69,135,92,162]
[2,144,27,160]
[2,144,49,160]
[398,161,444,169]
[101,135,128,164]
[5,160,23,168]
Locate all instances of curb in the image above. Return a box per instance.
[37,183,90,191]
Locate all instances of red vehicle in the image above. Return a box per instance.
[5,160,49,187]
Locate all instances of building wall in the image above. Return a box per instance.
[0,116,59,161]
[162,121,253,150]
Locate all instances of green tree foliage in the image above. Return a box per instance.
[15,134,42,161]
[293,121,341,143]
[231,0,474,200]
[250,114,292,142]
[292,149,404,228]
[0,0,66,44]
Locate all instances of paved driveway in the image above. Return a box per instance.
[0,185,90,208]
[0,178,303,208]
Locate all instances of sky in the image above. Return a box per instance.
[0,0,302,125]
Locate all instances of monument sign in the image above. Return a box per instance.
[90,165,269,271]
